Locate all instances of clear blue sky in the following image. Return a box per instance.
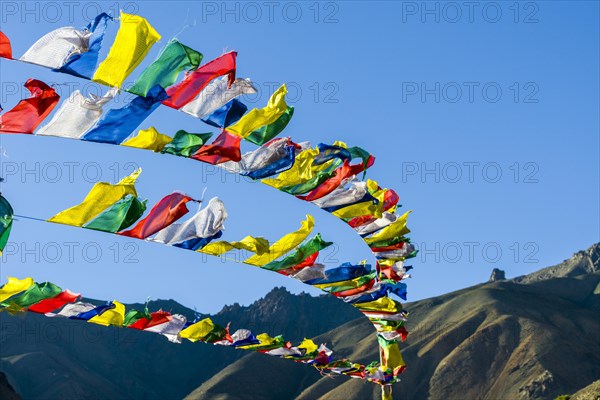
[0,1,598,314]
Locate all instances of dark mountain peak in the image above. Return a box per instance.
[489,268,506,282]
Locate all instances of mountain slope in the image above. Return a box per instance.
[0,289,360,399]
[186,243,600,400]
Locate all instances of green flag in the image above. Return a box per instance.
[262,234,332,271]
[2,282,62,308]
[84,195,147,233]
[129,40,203,96]
[245,106,294,146]
[161,130,213,157]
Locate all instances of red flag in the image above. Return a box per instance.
[370,241,405,253]
[0,79,59,134]
[28,290,80,314]
[332,279,376,297]
[348,215,376,228]
[298,155,376,202]
[119,192,194,239]
[0,31,12,59]
[128,311,172,330]
[191,130,241,164]
[163,52,237,109]
[278,252,319,276]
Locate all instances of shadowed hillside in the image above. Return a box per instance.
[1,243,599,399]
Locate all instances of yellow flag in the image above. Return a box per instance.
[225,84,288,138]
[298,338,318,354]
[0,277,34,303]
[332,200,380,219]
[48,169,141,227]
[364,211,411,245]
[382,341,405,372]
[238,333,277,349]
[93,12,161,87]
[121,127,173,152]
[199,236,270,256]
[180,318,214,342]
[354,297,402,313]
[262,148,333,189]
[89,301,125,326]
[311,273,373,290]
[244,215,314,266]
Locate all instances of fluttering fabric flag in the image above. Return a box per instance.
[20,23,95,69]
[36,88,118,138]
[143,313,187,343]
[202,99,247,128]
[219,137,296,178]
[261,234,332,272]
[88,300,125,326]
[225,84,289,138]
[261,147,334,189]
[129,40,203,97]
[119,192,195,239]
[0,195,14,256]
[244,215,314,266]
[0,277,34,303]
[313,181,368,209]
[0,79,59,134]
[45,301,96,318]
[245,106,294,146]
[28,290,80,314]
[0,282,62,309]
[364,211,411,245]
[152,197,226,246]
[191,130,241,164]
[199,235,270,256]
[354,213,397,236]
[0,31,12,58]
[48,169,141,227]
[83,194,147,233]
[121,127,173,152]
[58,13,112,79]
[82,85,168,144]
[92,12,161,87]
[164,51,237,109]
[182,77,257,119]
[161,130,213,157]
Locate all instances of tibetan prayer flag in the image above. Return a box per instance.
[84,194,147,233]
[199,235,270,256]
[298,156,376,202]
[164,52,237,109]
[153,197,226,245]
[1,282,62,309]
[36,88,117,138]
[220,137,296,178]
[0,277,34,303]
[0,195,14,256]
[82,85,168,144]
[143,314,186,343]
[130,40,203,97]
[0,79,59,134]
[261,234,332,272]
[119,192,194,239]
[121,127,173,152]
[182,77,256,119]
[89,300,125,326]
[161,130,213,157]
[225,84,288,138]
[191,130,241,164]
[58,13,112,79]
[202,99,247,128]
[128,310,170,330]
[49,169,141,227]
[307,263,372,285]
[180,318,215,342]
[28,290,79,314]
[364,211,411,245]
[245,106,294,146]
[354,297,402,313]
[20,22,97,69]
[244,215,314,266]
[93,12,161,87]
[262,147,334,189]
[46,302,96,318]
[0,31,12,58]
